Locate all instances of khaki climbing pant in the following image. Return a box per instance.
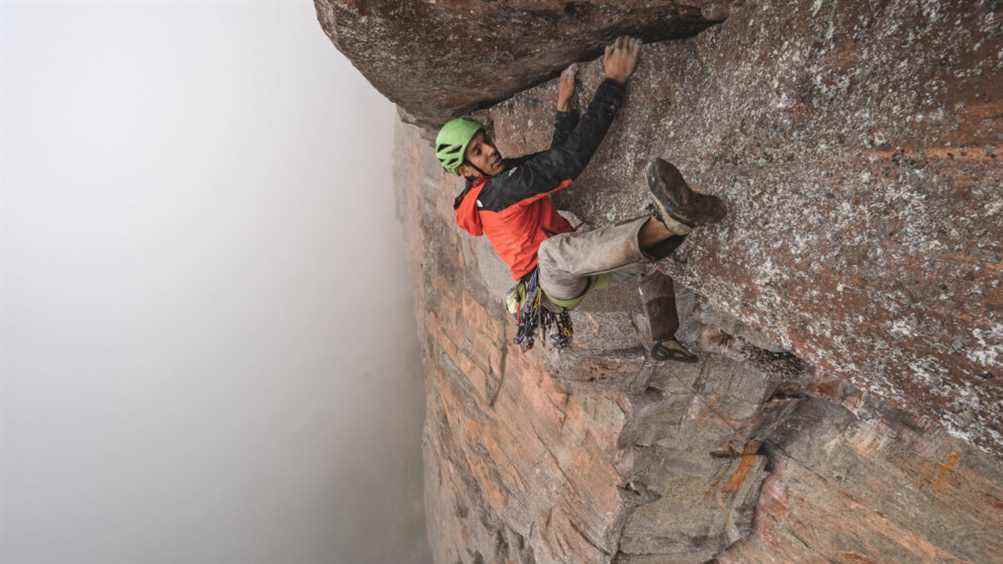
[537,212,653,299]
[537,216,652,302]
[537,216,682,341]
[540,214,666,300]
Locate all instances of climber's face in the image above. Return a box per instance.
[459,131,504,178]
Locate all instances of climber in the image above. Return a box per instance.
[435,36,725,359]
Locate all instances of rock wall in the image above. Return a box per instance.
[478,0,1003,456]
[315,0,726,130]
[395,117,1003,562]
[336,0,1003,562]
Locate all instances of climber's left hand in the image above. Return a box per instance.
[556,63,577,111]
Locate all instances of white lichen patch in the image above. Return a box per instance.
[909,357,945,386]
[791,231,816,255]
[889,317,917,338]
[967,325,1003,367]
[944,417,975,443]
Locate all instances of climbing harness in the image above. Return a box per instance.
[507,269,574,351]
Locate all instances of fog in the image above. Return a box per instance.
[1,2,429,563]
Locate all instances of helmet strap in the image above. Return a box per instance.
[470,162,489,177]
[460,159,489,180]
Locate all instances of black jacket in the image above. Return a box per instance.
[468,78,626,212]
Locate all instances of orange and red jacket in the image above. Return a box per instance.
[453,79,626,280]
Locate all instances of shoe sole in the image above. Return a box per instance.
[646,159,726,227]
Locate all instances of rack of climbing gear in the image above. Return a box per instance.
[507,268,573,351]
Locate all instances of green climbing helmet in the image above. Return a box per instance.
[435,117,483,175]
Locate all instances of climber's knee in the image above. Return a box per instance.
[537,237,557,268]
[537,237,589,301]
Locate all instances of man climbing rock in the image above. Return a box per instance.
[435,36,725,360]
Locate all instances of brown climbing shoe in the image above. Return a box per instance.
[646,158,726,228]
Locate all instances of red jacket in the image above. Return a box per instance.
[455,177,574,280]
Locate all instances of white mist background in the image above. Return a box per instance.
[1,2,430,563]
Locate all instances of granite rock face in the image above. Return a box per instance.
[478,0,1003,457]
[314,0,726,130]
[364,0,1002,562]
[396,117,1003,562]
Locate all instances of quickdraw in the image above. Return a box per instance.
[509,268,573,351]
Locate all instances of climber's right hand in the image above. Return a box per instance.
[603,36,641,84]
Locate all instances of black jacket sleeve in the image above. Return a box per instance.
[477,79,626,212]
[551,109,580,148]
[495,110,579,174]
